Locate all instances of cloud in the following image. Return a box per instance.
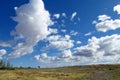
[53,14,60,19]
[0,41,11,47]
[71,12,77,20]
[92,20,97,24]
[70,30,78,36]
[49,28,58,34]
[34,49,73,63]
[61,29,67,33]
[74,46,95,57]
[76,41,81,44]
[35,34,120,65]
[78,18,80,21]
[14,7,18,10]
[59,49,72,58]
[34,53,47,60]
[114,4,120,14]
[46,35,61,41]
[62,13,66,17]
[94,14,120,32]
[98,15,111,21]
[54,49,73,62]
[8,0,53,58]
[0,49,7,59]
[8,42,34,58]
[84,32,92,36]
[34,53,48,63]
[73,34,120,63]
[94,4,120,32]
[44,35,74,51]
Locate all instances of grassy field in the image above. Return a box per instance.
[0,64,120,80]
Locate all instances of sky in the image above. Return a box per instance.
[0,0,120,68]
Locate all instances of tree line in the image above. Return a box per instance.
[0,60,13,70]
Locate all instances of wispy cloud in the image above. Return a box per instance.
[61,29,67,33]
[71,12,77,20]
[84,32,92,36]
[62,13,67,18]
[0,41,11,47]
[70,30,78,36]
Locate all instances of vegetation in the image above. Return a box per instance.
[0,60,13,70]
[0,64,120,80]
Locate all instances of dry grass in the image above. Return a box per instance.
[0,64,120,80]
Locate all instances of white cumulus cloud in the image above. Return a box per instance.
[53,14,60,19]
[34,53,47,60]
[114,4,120,14]
[0,49,7,59]
[59,49,72,58]
[8,0,53,58]
[98,15,111,21]
[34,53,48,63]
[44,35,74,51]
[76,41,81,44]
[34,49,73,63]
[49,28,58,34]
[34,34,120,64]
[74,34,120,63]
[95,14,120,32]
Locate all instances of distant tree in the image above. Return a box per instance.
[38,66,40,68]
[6,61,12,68]
[28,66,32,69]
[0,60,13,69]
[20,66,23,69]
[0,60,5,69]
[0,60,3,68]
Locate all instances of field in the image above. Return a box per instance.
[0,64,120,80]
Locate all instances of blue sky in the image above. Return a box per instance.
[0,0,120,68]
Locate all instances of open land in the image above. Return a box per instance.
[0,64,120,80]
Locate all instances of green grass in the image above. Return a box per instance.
[0,64,120,80]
